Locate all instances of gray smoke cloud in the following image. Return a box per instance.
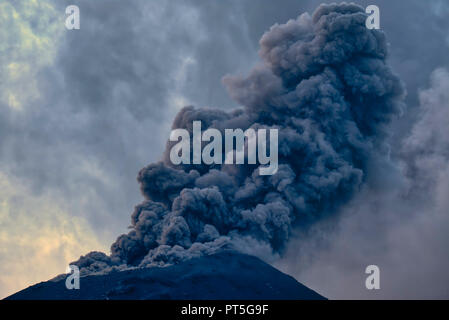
[72,3,405,274]
[275,68,449,299]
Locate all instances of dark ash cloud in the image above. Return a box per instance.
[275,68,449,299]
[72,3,405,273]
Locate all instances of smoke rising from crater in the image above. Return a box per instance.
[72,3,405,273]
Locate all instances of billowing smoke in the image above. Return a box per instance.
[72,3,405,274]
[274,68,449,299]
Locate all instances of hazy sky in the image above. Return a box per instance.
[0,0,448,298]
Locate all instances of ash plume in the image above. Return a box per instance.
[274,68,449,299]
[72,3,405,274]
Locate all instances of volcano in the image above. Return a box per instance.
[6,251,325,300]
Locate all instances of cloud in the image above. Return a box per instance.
[401,68,449,197]
[0,171,106,299]
[0,0,63,110]
[275,68,449,299]
[0,0,215,243]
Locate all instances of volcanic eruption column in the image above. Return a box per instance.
[73,3,405,274]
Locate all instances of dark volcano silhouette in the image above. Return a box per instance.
[6,251,325,300]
